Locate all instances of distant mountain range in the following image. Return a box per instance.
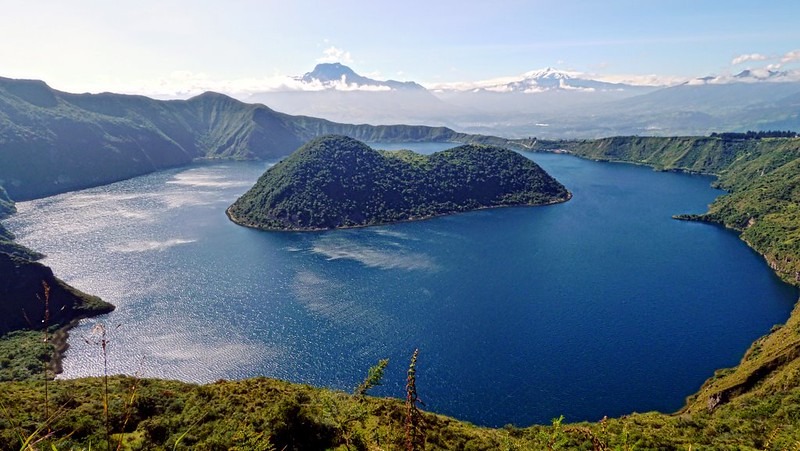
[435,67,656,94]
[246,63,454,127]
[243,63,800,138]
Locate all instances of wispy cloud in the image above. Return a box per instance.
[111,71,311,99]
[731,53,769,65]
[592,73,687,86]
[781,49,800,64]
[317,46,353,64]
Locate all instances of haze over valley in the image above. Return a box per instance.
[243,62,800,138]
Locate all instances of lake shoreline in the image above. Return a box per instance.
[225,191,573,233]
[7,152,794,427]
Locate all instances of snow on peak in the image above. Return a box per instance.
[521,67,583,80]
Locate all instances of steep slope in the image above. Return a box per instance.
[522,135,800,420]
[227,135,570,230]
[0,252,113,334]
[0,78,196,200]
[0,76,466,202]
[0,185,42,260]
[0,185,13,218]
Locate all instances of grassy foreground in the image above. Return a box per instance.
[1,340,800,450]
[3,134,800,449]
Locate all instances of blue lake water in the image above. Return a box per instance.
[6,144,797,427]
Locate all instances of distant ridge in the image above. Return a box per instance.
[0,76,477,202]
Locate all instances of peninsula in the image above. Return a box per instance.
[227,135,570,231]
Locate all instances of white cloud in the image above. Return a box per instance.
[592,73,687,86]
[558,79,595,92]
[731,53,769,65]
[781,49,800,64]
[107,71,313,98]
[317,46,353,64]
[687,69,800,85]
[428,75,526,91]
[328,78,391,92]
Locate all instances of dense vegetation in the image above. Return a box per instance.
[0,253,113,335]
[533,135,800,285]
[710,130,798,139]
[2,344,800,449]
[228,135,570,230]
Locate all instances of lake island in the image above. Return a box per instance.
[227,135,571,231]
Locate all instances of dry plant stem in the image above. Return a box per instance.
[41,281,51,429]
[102,327,110,451]
[405,348,423,451]
[86,323,113,451]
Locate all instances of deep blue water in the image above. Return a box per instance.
[7,144,797,427]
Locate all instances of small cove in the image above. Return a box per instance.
[6,145,797,427]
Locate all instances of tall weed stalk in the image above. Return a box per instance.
[404,348,424,451]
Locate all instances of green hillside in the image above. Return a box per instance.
[539,135,800,284]
[0,77,480,202]
[0,253,113,335]
[227,135,570,230]
[3,133,800,448]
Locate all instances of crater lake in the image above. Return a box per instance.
[6,144,797,427]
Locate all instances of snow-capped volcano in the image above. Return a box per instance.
[297,63,425,91]
[434,67,659,94]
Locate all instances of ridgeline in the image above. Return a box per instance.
[0,253,113,336]
[227,135,570,231]
[0,76,484,202]
[528,135,800,285]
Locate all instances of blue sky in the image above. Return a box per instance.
[2,0,799,96]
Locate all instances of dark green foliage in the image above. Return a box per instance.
[0,252,113,334]
[0,185,14,219]
[710,130,798,139]
[0,237,45,261]
[228,135,570,230]
[550,135,800,285]
[0,330,51,382]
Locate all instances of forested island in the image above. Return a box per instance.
[227,135,571,231]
